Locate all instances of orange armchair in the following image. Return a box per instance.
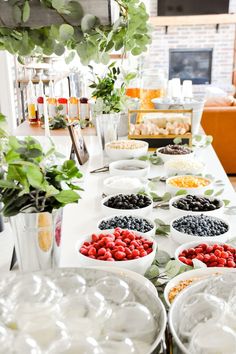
[201,107,236,174]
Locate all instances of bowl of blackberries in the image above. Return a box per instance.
[170,195,224,216]
[102,194,153,216]
[170,214,230,244]
[97,215,156,236]
[156,145,194,163]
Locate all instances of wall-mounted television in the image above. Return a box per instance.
[158,0,229,16]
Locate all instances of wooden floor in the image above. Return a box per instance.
[229,176,236,191]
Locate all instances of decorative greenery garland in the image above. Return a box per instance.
[0,0,151,65]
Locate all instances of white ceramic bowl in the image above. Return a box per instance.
[156,147,194,163]
[170,215,230,244]
[101,194,153,217]
[175,240,234,266]
[109,159,150,177]
[164,267,236,307]
[97,215,156,237]
[103,176,147,195]
[164,158,205,177]
[169,195,224,217]
[75,230,157,275]
[105,140,149,160]
[166,175,213,195]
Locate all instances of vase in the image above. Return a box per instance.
[96,113,120,149]
[10,209,63,272]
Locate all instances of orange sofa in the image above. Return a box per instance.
[201,106,236,174]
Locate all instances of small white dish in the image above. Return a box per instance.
[97,215,156,237]
[109,159,150,177]
[103,176,147,195]
[75,230,157,275]
[170,215,230,244]
[164,267,236,307]
[156,147,194,163]
[169,195,224,217]
[101,194,153,217]
[164,158,205,177]
[106,140,149,160]
[166,175,213,195]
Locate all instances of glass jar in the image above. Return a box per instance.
[140,70,166,110]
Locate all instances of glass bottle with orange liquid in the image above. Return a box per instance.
[27,79,38,125]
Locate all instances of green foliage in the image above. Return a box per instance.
[89,63,128,114]
[0,135,83,217]
[0,0,151,65]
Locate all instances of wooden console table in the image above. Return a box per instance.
[13,121,96,137]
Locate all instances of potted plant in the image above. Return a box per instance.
[0,116,82,271]
[89,63,137,147]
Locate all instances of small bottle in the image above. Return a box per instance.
[37,76,44,123]
[27,79,38,125]
[58,98,68,117]
[68,82,79,121]
[47,80,57,119]
[79,97,89,122]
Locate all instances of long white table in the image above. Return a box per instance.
[0,135,236,271]
[59,136,236,268]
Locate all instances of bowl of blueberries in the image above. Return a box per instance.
[101,194,153,217]
[170,214,230,244]
[169,195,224,217]
[97,215,156,236]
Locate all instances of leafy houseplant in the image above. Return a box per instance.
[89,62,130,115]
[0,0,151,65]
[0,116,83,270]
[89,63,136,146]
[0,136,82,217]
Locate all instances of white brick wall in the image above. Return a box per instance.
[145,0,236,93]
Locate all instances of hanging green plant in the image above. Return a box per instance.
[0,0,151,65]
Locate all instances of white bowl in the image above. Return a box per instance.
[109,159,150,177]
[166,175,213,195]
[164,267,236,307]
[97,215,156,237]
[169,195,224,217]
[105,140,149,160]
[101,194,153,217]
[164,158,205,177]
[170,215,230,245]
[103,176,147,195]
[175,240,234,266]
[156,147,194,163]
[75,230,157,275]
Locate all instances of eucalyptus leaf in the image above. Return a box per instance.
[13,5,22,24]
[155,250,171,266]
[59,24,74,41]
[22,1,30,22]
[223,199,231,206]
[81,14,97,33]
[204,189,214,196]
[175,189,187,196]
[144,264,160,279]
[165,260,182,278]
[214,188,224,197]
